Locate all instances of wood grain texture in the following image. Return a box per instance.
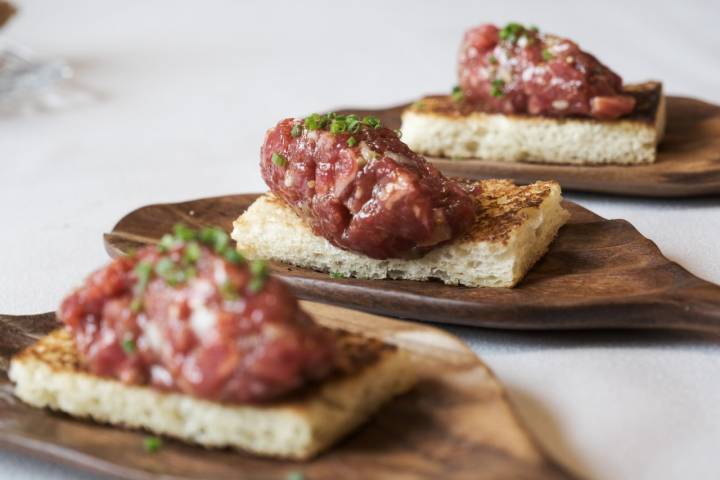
[338,96,720,197]
[104,194,720,332]
[0,303,577,480]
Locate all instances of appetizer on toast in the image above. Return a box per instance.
[9,226,416,460]
[232,114,569,287]
[401,23,666,165]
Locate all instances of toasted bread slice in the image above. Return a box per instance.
[232,180,569,288]
[401,82,666,165]
[9,328,416,460]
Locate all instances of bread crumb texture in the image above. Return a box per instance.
[232,179,569,288]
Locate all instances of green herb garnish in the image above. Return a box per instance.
[248,259,269,293]
[329,271,344,279]
[173,224,196,242]
[542,49,553,61]
[158,233,175,253]
[302,113,380,134]
[154,257,182,285]
[250,259,268,278]
[499,22,525,43]
[491,79,505,98]
[488,54,498,65]
[362,115,381,129]
[451,85,464,102]
[212,230,229,253]
[499,22,538,44]
[346,114,360,133]
[224,248,244,264]
[347,136,358,147]
[143,436,163,453]
[133,261,152,286]
[329,117,347,134]
[248,276,265,294]
[304,113,328,130]
[183,241,201,263]
[271,152,287,167]
[121,337,136,354]
[290,124,302,138]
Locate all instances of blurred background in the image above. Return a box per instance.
[1,1,719,479]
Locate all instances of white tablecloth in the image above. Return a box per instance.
[2,1,719,479]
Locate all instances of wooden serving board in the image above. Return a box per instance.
[338,96,720,197]
[0,302,577,480]
[104,194,720,333]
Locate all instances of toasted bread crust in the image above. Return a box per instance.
[232,180,569,288]
[401,82,665,165]
[10,328,416,459]
[408,82,663,124]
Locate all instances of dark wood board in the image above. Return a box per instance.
[337,96,720,197]
[0,302,578,480]
[104,194,720,333]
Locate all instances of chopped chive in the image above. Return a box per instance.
[158,233,175,253]
[488,54,498,65]
[271,152,287,167]
[347,116,361,133]
[329,118,347,134]
[211,230,229,253]
[154,257,177,284]
[143,436,162,453]
[451,85,464,102]
[362,115,381,129]
[173,224,195,242]
[542,49,553,61]
[199,227,217,245]
[183,241,201,263]
[134,261,153,290]
[248,259,269,293]
[121,337,136,354]
[224,248,244,264]
[346,136,358,147]
[304,113,327,130]
[250,259,268,278]
[499,22,525,42]
[130,297,143,313]
[248,276,265,294]
[329,271,344,279]
[491,79,505,98]
[290,124,302,138]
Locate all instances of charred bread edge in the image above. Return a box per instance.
[9,328,417,460]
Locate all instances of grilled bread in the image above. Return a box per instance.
[401,82,665,165]
[9,327,416,460]
[232,179,569,288]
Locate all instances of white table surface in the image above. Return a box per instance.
[2,1,719,479]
